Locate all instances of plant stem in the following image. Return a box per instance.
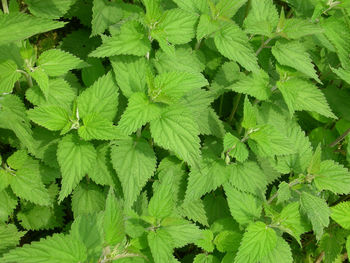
[329,128,350,147]
[267,179,300,204]
[315,251,325,263]
[228,93,241,123]
[2,0,9,14]
[218,95,224,117]
[256,37,274,56]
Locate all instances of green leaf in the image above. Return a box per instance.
[319,233,342,263]
[111,137,156,207]
[71,181,105,218]
[194,230,214,252]
[118,92,163,135]
[216,0,247,19]
[81,57,105,87]
[151,9,198,46]
[234,221,277,263]
[224,183,262,225]
[0,13,65,46]
[224,133,249,163]
[57,134,97,202]
[272,41,320,83]
[196,14,221,40]
[331,201,350,229]
[277,78,336,118]
[29,67,49,98]
[314,160,350,194]
[260,237,293,263]
[194,254,220,263]
[277,182,291,204]
[103,189,125,246]
[0,224,25,255]
[148,173,175,219]
[28,106,70,131]
[242,96,257,129]
[37,49,87,77]
[1,233,87,263]
[149,71,208,104]
[0,60,21,94]
[77,72,119,121]
[281,18,322,39]
[300,192,330,240]
[180,199,209,226]
[332,67,350,85]
[0,189,17,222]
[25,0,76,19]
[110,55,149,98]
[78,114,120,141]
[244,0,279,37]
[150,107,201,167]
[229,70,270,100]
[148,229,175,263]
[91,0,123,36]
[172,0,209,14]
[214,23,259,72]
[214,230,242,253]
[90,21,150,57]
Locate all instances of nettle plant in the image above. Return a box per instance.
[1,0,350,262]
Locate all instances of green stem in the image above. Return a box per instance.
[218,95,224,117]
[256,37,274,56]
[2,0,8,14]
[267,179,301,204]
[228,93,241,123]
[17,70,33,88]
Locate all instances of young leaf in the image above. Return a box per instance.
[28,106,70,131]
[223,133,249,163]
[0,60,21,94]
[234,221,277,263]
[111,137,156,208]
[300,192,330,240]
[331,201,350,230]
[148,229,175,263]
[242,96,257,129]
[214,23,259,72]
[57,134,97,202]
[215,0,247,19]
[37,49,87,77]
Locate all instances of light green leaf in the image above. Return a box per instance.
[194,254,220,263]
[91,0,123,36]
[331,201,350,229]
[37,49,87,77]
[0,189,17,222]
[110,55,148,98]
[242,96,257,129]
[224,183,262,225]
[77,72,119,121]
[150,107,201,167]
[71,181,105,218]
[277,78,336,118]
[148,229,175,263]
[196,14,221,40]
[229,70,270,100]
[214,230,242,253]
[28,106,70,131]
[0,13,65,46]
[1,233,87,263]
[57,134,97,202]
[277,182,291,204]
[0,60,21,94]
[194,230,214,252]
[104,189,125,246]
[300,192,330,240]
[281,18,322,39]
[272,41,320,83]
[81,57,105,87]
[0,224,25,255]
[260,237,293,263]
[214,23,259,72]
[216,0,247,19]
[180,199,209,226]
[332,67,350,86]
[234,221,277,263]
[90,21,150,57]
[78,114,120,141]
[244,0,279,37]
[314,160,350,194]
[172,0,209,14]
[319,233,342,263]
[224,133,249,163]
[118,93,163,135]
[111,137,156,207]
[29,67,49,98]
[26,0,76,19]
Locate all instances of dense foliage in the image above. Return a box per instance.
[1,0,350,262]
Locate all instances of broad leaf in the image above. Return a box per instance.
[331,201,350,230]
[28,106,70,131]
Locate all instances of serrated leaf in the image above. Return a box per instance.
[300,192,330,240]
[196,14,221,40]
[37,49,87,77]
[234,221,277,263]
[214,23,259,72]
[91,0,123,36]
[319,233,342,263]
[26,0,76,19]
[194,230,214,252]
[29,67,49,98]
[281,18,322,39]
[150,107,201,167]
[260,236,293,263]
[331,201,350,229]
[332,67,350,85]
[111,55,149,98]
[272,41,320,83]
[118,92,163,135]
[194,254,220,263]
[244,0,279,37]
[111,137,156,208]
[1,233,87,263]
[214,230,242,253]
[242,96,257,129]
[104,189,125,246]
[314,160,350,194]
[224,133,249,163]
[277,182,291,204]
[57,134,97,202]
[78,114,120,140]
[0,60,21,94]
[215,0,247,19]
[28,106,70,131]
[224,183,262,225]
[230,70,270,100]
[148,229,175,263]
[0,224,25,255]
[90,21,150,57]
[0,13,65,46]
[77,72,119,121]
[0,189,17,222]
[180,199,209,226]
[172,0,209,14]
[277,78,336,118]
